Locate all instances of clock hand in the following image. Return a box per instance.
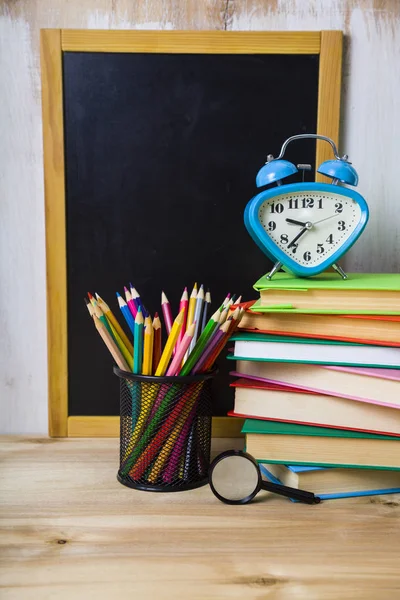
[313,213,340,225]
[286,218,308,227]
[287,226,308,249]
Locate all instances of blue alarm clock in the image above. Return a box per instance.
[244,134,369,280]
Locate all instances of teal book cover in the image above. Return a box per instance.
[242,418,399,440]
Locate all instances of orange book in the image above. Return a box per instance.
[231,301,400,347]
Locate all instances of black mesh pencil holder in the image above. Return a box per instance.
[114,367,216,492]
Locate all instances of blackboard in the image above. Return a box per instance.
[41,30,342,436]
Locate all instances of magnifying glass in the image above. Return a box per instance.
[209,450,320,505]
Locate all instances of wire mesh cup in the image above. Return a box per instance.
[114,367,216,492]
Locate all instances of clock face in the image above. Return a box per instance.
[257,190,362,268]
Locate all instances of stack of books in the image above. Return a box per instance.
[228,272,400,500]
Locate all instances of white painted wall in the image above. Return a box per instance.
[1,1,399,434]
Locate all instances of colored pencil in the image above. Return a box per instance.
[129,285,140,311]
[147,407,194,482]
[133,307,144,374]
[124,286,138,319]
[186,283,197,331]
[88,292,96,307]
[152,313,162,374]
[188,285,204,353]
[93,302,113,336]
[192,320,230,374]
[221,293,231,309]
[199,309,244,373]
[107,321,134,370]
[131,285,148,318]
[117,293,136,336]
[142,319,154,376]
[154,310,185,376]
[85,297,94,317]
[183,283,198,363]
[218,307,229,325]
[201,289,211,332]
[128,382,200,479]
[161,291,173,334]
[93,314,130,371]
[93,303,133,369]
[163,405,197,482]
[178,309,220,376]
[124,286,132,303]
[166,322,196,376]
[95,294,133,354]
[176,287,189,348]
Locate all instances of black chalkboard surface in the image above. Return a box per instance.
[63,51,319,417]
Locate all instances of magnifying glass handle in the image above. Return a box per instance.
[261,481,320,505]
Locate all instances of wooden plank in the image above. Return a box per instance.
[316,30,343,181]
[1,437,400,599]
[40,30,68,437]
[61,29,321,54]
[67,415,244,438]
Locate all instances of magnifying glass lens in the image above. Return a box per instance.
[210,454,259,503]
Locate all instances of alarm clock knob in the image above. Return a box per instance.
[256,155,298,188]
[317,157,359,187]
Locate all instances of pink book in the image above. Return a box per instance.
[230,362,400,410]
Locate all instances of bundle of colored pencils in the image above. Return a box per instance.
[86,283,243,485]
[85,284,243,377]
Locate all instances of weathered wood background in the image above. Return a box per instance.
[0,0,399,434]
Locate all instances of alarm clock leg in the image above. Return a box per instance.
[266,261,283,280]
[332,263,348,280]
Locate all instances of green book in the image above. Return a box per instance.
[231,332,366,345]
[242,419,400,470]
[242,419,398,439]
[228,332,400,369]
[252,272,400,315]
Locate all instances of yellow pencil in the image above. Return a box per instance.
[95,294,133,354]
[186,283,197,331]
[142,320,154,376]
[155,310,185,376]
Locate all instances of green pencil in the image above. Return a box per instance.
[179,308,220,376]
[133,307,144,374]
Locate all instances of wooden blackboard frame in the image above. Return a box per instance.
[41,29,342,437]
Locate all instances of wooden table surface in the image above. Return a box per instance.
[1,437,400,599]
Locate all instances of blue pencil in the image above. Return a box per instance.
[117,293,135,336]
[130,284,149,318]
[133,307,144,374]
